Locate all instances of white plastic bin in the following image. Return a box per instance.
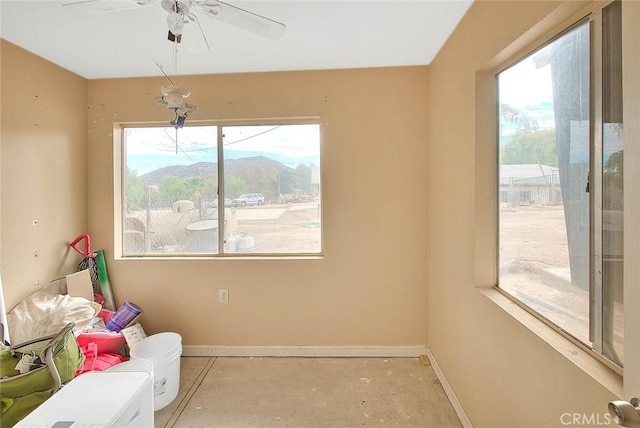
[15,371,154,427]
[130,332,182,411]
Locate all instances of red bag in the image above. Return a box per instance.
[76,310,126,354]
[76,342,126,374]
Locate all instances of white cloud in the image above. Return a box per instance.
[499,51,553,108]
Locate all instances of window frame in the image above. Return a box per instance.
[472,0,640,397]
[494,4,622,370]
[114,118,324,259]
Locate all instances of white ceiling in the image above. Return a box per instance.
[0,0,472,79]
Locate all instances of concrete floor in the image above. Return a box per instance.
[154,357,462,427]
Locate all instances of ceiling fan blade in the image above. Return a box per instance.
[198,0,285,39]
[62,0,157,15]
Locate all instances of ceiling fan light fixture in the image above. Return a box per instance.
[165,91,184,106]
[167,11,184,35]
[160,85,190,107]
[161,85,190,97]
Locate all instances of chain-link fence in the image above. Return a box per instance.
[124,193,322,255]
[124,194,223,254]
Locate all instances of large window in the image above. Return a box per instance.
[121,122,321,256]
[498,2,623,367]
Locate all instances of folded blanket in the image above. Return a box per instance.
[7,288,100,344]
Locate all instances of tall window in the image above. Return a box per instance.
[497,2,623,367]
[121,122,322,256]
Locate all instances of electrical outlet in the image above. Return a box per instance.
[219,288,229,304]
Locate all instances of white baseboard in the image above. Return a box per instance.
[426,348,473,428]
[182,345,428,358]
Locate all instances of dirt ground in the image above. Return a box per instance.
[233,203,321,253]
[135,202,568,258]
[499,204,570,268]
[126,202,321,254]
[498,204,623,363]
[498,204,592,345]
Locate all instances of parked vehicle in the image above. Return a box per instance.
[231,193,265,207]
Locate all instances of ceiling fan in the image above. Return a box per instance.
[62,0,286,52]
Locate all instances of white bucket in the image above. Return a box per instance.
[107,359,154,374]
[237,235,254,251]
[130,332,182,411]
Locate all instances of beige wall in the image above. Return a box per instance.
[427,1,619,427]
[0,41,88,310]
[4,1,629,423]
[87,67,430,346]
[0,40,3,268]
[0,41,430,348]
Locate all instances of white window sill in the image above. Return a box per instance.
[114,255,324,261]
[480,287,622,397]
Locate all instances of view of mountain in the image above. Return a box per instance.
[128,149,319,177]
[140,156,294,187]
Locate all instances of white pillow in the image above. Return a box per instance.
[7,288,101,344]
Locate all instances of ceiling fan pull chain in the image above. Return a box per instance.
[173,40,178,75]
[175,125,179,154]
